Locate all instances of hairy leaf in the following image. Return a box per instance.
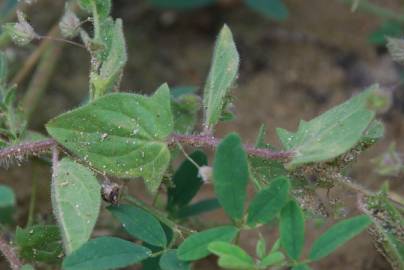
[177,225,239,261]
[203,24,239,130]
[277,85,379,168]
[208,241,255,270]
[309,215,372,261]
[16,225,63,263]
[213,133,249,221]
[78,0,111,18]
[280,200,305,260]
[51,158,101,254]
[47,84,173,192]
[247,176,290,226]
[62,236,151,270]
[108,204,167,247]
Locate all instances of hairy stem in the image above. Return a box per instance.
[0,237,22,270]
[0,138,57,161]
[168,134,293,160]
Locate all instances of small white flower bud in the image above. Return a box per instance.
[59,8,80,38]
[198,166,212,183]
[3,10,38,46]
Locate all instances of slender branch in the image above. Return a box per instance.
[0,237,22,270]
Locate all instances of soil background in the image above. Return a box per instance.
[1,0,404,269]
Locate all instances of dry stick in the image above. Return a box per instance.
[21,43,63,120]
[0,237,22,270]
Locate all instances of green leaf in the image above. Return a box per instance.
[361,119,384,144]
[276,85,379,168]
[280,200,305,260]
[176,198,221,219]
[245,0,288,21]
[90,18,127,99]
[0,51,7,84]
[256,235,266,259]
[247,176,290,226]
[167,150,207,212]
[208,241,255,270]
[62,236,151,270]
[369,21,402,45]
[159,250,190,270]
[170,86,198,99]
[177,225,239,261]
[249,125,287,188]
[213,133,249,221]
[0,185,15,208]
[77,0,111,18]
[260,251,285,267]
[21,265,35,270]
[15,225,63,263]
[292,264,313,270]
[108,204,167,247]
[309,215,372,261]
[172,94,200,134]
[51,158,101,254]
[203,24,239,130]
[46,84,173,192]
[148,0,216,10]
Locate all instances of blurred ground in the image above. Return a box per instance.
[1,0,404,269]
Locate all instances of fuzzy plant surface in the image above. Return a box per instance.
[0,1,403,270]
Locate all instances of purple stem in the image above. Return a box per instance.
[0,237,22,270]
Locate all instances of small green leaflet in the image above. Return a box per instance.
[62,236,151,270]
[16,225,63,263]
[259,252,285,268]
[167,150,207,212]
[51,158,101,254]
[46,84,173,192]
[277,85,379,168]
[247,176,290,226]
[177,225,239,261]
[208,241,255,270]
[176,198,221,219]
[159,250,190,270]
[369,21,402,45]
[203,24,239,131]
[108,204,167,247]
[309,215,372,261]
[148,0,216,10]
[0,185,15,208]
[280,200,305,260]
[245,0,289,21]
[213,133,249,221]
[292,265,313,270]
